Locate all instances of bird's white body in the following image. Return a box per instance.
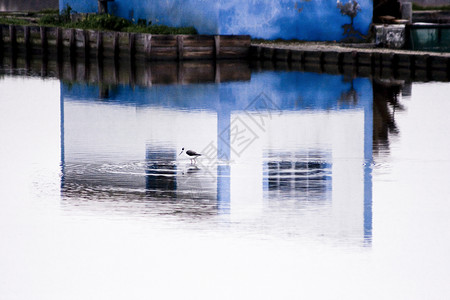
[179,148,202,164]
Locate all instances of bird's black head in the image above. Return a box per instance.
[182,147,184,150]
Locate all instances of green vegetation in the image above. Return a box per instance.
[36,5,197,34]
[0,5,197,35]
[412,3,450,11]
[124,23,197,35]
[0,17,29,25]
[37,9,60,15]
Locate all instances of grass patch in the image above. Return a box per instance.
[0,17,29,25]
[36,7,197,34]
[412,3,450,11]
[38,9,59,15]
[123,24,197,34]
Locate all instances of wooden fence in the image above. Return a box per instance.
[0,24,250,61]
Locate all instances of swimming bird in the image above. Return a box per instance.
[179,147,202,164]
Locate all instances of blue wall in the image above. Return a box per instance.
[60,0,373,41]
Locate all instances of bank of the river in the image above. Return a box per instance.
[0,23,250,61]
[250,41,450,80]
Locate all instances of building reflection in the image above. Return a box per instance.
[373,78,409,155]
[57,61,373,245]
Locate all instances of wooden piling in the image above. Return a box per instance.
[177,35,184,61]
[56,27,63,61]
[24,26,31,51]
[0,26,3,52]
[214,36,220,59]
[113,32,119,60]
[40,55,48,77]
[9,25,17,52]
[69,28,76,59]
[96,31,103,59]
[144,34,152,60]
[40,26,47,55]
[128,33,135,60]
[82,30,90,58]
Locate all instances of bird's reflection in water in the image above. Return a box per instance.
[182,165,200,175]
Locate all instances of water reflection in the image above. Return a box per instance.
[4,55,450,299]
[373,78,410,155]
[54,60,374,246]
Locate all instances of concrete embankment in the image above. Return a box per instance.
[250,42,450,81]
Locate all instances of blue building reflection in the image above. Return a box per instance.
[61,68,373,244]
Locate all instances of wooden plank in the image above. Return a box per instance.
[261,47,274,60]
[29,25,40,35]
[182,48,214,59]
[397,54,411,69]
[150,63,178,84]
[322,51,340,64]
[149,48,178,55]
[46,27,57,39]
[430,56,448,71]
[274,48,289,61]
[303,50,321,64]
[290,50,304,62]
[216,61,251,82]
[248,45,261,60]
[356,52,372,66]
[218,35,251,47]
[40,26,47,54]
[179,62,215,84]
[150,35,178,47]
[182,35,214,47]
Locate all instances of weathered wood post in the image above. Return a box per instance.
[0,26,3,54]
[9,25,17,53]
[84,56,91,81]
[214,35,220,60]
[56,27,63,62]
[70,58,77,81]
[447,57,450,79]
[69,28,76,60]
[113,58,119,83]
[319,51,325,68]
[40,26,48,56]
[128,32,135,61]
[177,35,184,61]
[83,30,90,58]
[144,34,152,61]
[96,31,103,59]
[41,55,48,77]
[113,32,120,61]
[24,26,31,50]
[97,58,104,83]
[425,54,432,80]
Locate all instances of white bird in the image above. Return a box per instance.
[179,147,202,164]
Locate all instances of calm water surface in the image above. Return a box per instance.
[1,62,450,299]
